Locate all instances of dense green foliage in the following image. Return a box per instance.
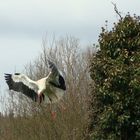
[89,14,140,140]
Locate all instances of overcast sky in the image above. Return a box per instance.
[0,0,140,111]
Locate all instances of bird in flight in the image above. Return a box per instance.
[4,60,66,105]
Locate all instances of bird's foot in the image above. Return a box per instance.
[51,111,57,120]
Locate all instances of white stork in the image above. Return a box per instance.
[4,60,66,104]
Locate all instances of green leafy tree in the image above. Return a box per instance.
[89,13,140,140]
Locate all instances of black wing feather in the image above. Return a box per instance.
[4,74,38,102]
[49,75,66,90]
[59,75,66,90]
[48,60,66,90]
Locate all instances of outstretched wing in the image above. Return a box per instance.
[48,60,66,90]
[4,73,39,101]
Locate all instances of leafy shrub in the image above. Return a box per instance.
[89,14,140,140]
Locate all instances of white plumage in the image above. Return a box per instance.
[4,60,66,104]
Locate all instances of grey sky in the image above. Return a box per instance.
[0,0,140,111]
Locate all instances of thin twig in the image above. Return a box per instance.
[111,2,122,20]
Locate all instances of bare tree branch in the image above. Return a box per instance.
[111,2,122,20]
